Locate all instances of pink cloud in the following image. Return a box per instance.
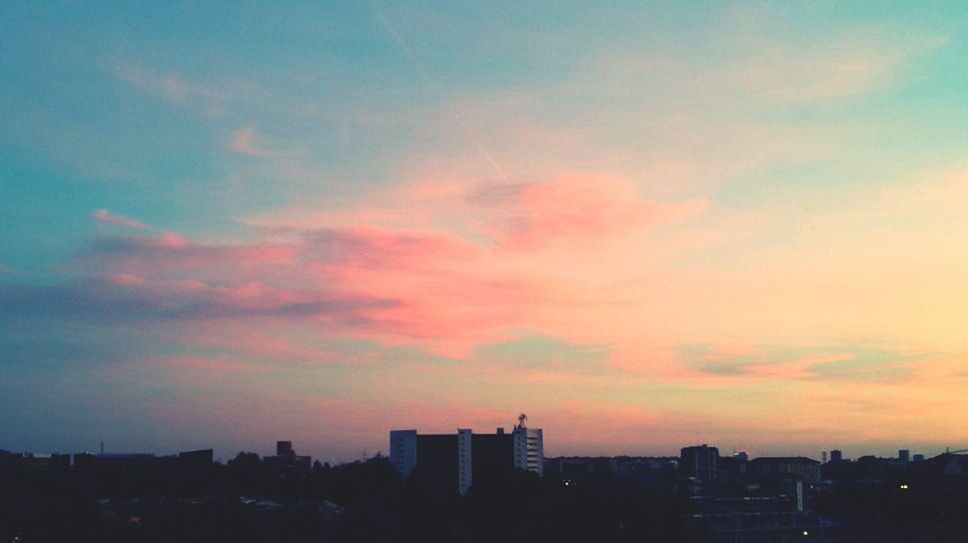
[476,175,707,250]
[116,63,198,102]
[70,173,707,358]
[172,323,339,365]
[115,61,226,116]
[150,232,187,248]
[154,355,258,373]
[107,272,147,286]
[92,209,151,230]
[229,125,277,157]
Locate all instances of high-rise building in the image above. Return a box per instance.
[898,449,910,463]
[415,433,459,491]
[472,429,515,483]
[830,449,843,462]
[513,414,544,477]
[681,444,719,481]
[458,429,473,495]
[388,416,543,494]
[389,430,418,477]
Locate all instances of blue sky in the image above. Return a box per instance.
[3,2,968,461]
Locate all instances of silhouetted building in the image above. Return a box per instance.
[913,453,925,462]
[74,453,159,475]
[610,456,678,485]
[544,456,614,484]
[470,429,515,484]
[681,444,719,481]
[414,433,460,492]
[177,449,214,470]
[264,441,311,474]
[829,449,843,462]
[718,455,748,480]
[71,450,213,482]
[682,478,839,542]
[898,449,910,463]
[390,429,418,477]
[0,451,71,473]
[389,415,544,494]
[749,457,821,484]
[932,453,968,477]
[458,428,473,494]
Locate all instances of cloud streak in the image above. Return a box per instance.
[92,209,152,230]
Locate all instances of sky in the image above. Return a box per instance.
[3,2,968,462]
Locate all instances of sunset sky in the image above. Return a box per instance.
[3,2,968,461]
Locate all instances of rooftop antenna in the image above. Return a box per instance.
[99,441,104,455]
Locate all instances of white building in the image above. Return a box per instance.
[512,414,544,476]
[458,428,473,495]
[389,429,417,477]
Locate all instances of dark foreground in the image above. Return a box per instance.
[3,451,968,542]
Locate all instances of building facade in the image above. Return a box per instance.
[389,430,418,477]
[264,441,311,474]
[389,417,544,494]
[513,425,544,476]
[748,457,821,484]
[680,444,719,481]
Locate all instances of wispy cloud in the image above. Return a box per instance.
[228,125,278,157]
[735,32,948,105]
[115,61,227,116]
[682,344,921,384]
[92,209,152,230]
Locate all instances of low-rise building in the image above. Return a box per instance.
[749,457,821,484]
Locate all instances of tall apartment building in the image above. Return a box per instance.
[389,430,418,477]
[680,444,719,482]
[513,414,544,476]
[389,415,544,494]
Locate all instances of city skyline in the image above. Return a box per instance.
[4,2,968,462]
[1,432,942,469]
